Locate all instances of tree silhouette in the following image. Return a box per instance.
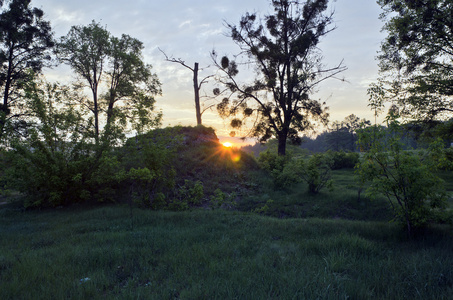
[370,0,453,121]
[0,0,54,141]
[213,0,346,155]
[160,48,214,125]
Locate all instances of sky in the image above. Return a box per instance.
[31,0,387,144]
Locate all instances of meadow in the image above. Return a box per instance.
[1,166,452,299]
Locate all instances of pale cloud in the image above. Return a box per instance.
[178,20,193,28]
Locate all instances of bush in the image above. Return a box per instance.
[258,149,334,193]
[258,150,294,188]
[175,180,204,205]
[257,149,289,174]
[5,83,98,207]
[327,150,359,169]
[210,188,237,209]
[120,132,177,206]
[299,153,334,194]
[356,122,447,235]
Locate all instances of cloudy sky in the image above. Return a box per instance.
[31,0,386,142]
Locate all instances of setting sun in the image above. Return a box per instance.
[222,142,233,148]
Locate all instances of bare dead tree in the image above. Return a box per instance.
[159,48,215,125]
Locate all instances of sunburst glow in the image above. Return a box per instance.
[222,142,233,148]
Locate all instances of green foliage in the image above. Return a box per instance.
[258,149,289,174]
[3,81,171,209]
[252,199,274,214]
[299,153,334,194]
[174,180,204,206]
[5,82,97,207]
[120,130,177,208]
[209,188,237,209]
[373,0,453,121]
[356,121,447,235]
[258,149,296,188]
[165,180,204,211]
[87,152,124,203]
[56,20,162,142]
[327,150,360,170]
[427,138,453,171]
[258,149,334,193]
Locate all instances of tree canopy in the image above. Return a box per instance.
[213,0,346,156]
[0,0,54,142]
[56,21,162,143]
[370,0,453,121]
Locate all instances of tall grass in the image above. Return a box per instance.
[239,168,394,221]
[1,205,452,299]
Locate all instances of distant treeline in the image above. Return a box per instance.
[242,118,453,156]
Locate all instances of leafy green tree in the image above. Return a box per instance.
[5,78,168,208]
[356,117,447,236]
[0,0,54,142]
[370,0,453,121]
[56,21,161,143]
[55,21,108,143]
[6,80,96,207]
[105,34,162,134]
[213,0,346,156]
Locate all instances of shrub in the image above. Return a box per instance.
[257,149,289,174]
[328,150,359,169]
[299,153,334,194]
[5,82,98,207]
[258,149,294,188]
[210,188,237,209]
[258,149,334,193]
[176,180,204,205]
[356,121,447,236]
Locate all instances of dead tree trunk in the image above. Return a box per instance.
[194,62,202,125]
[159,49,215,126]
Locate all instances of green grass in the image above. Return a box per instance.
[1,205,452,299]
[238,168,393,221]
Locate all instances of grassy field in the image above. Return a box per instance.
[1,203,452,299]
[238,168,394,221]
[1,137,453,299]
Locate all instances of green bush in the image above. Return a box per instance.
[258,149,290,174]
[120,132,177,207]
[299,153,334,194]
[5,82,98,207]
[328,150,359,170]
[257,149,334,193]
[209,188,237,209]
[356,121,447,235]
[165,180,205,211]
[258,150,295,189]
[176,180,204,205]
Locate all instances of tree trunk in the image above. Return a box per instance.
[0,51,14,141]
[277,132,287,156]
[92,88,99,144]
[193,62,202,125]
